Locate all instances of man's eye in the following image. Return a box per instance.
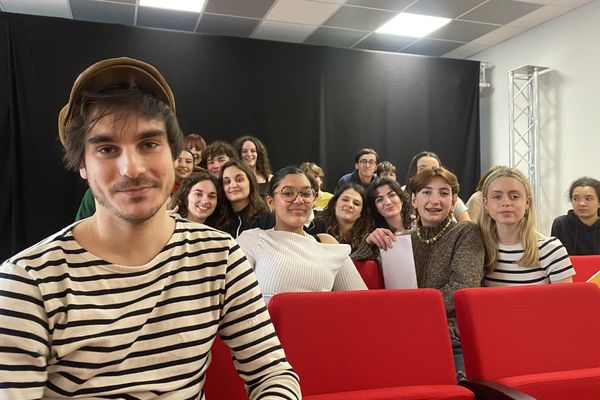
[97,146,114,155]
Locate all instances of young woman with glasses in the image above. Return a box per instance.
[236,167,367,304]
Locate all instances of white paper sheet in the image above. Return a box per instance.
[380,233,417,289]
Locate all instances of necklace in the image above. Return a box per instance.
[416,218,453,244]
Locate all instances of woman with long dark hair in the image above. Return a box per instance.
[321,183,373,253]
[170,171,228,230]
[220,159,273,237]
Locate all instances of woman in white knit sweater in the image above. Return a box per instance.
[237,167,367,303]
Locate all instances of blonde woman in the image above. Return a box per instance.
[479,167,574,286]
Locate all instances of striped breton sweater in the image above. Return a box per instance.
[0,219,300,400]
[484,235,575,286]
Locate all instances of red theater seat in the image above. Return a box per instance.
[268,290,474,400]
[570,255,600,282]
[353,259,385,289]
[455,283,600,399]
[204,336,248,400]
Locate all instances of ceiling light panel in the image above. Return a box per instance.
[140,0,206,13]
[376,12,450,37]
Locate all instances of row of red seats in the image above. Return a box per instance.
[355,255,600,289]
[207,283,600,399]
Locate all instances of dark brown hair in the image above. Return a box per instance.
[367,178,412,231]
[220,158,267,224]
[170,170,228,230]
[322,183,374,250]
[233,135,273,180]
[404,151,442,187]
[63,87,183,171]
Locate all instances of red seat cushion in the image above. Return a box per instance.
[498,366,600,399]
[353,259,385,289]
[304,385,473,400]
[570,255,600,282]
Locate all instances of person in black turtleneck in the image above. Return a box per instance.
[220,159,274,238]
[551,177,600,255]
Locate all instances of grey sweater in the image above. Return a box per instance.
[412,220,485,341]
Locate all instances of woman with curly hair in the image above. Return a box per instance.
[321,183,373,253]
[169,171,228,230]
[233,136,273,195]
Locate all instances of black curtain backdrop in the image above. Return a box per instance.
[0,12,480,260]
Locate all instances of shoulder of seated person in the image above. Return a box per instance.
[316,233,339,244]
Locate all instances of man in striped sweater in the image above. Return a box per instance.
[0,57,301,399]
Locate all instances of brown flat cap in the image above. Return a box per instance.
[57,57,175,147]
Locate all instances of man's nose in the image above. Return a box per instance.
[119,148,145,178]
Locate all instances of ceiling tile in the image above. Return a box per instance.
[251,20,317,42]
[552,0,591,7]
[137,6,200,31]
[196,14,260,37]
[305,26,369,47]
[405,0,487,18]
[460,0,543,25]
[429,20,500,42]
[204,0,275,19]
[323,5,397,30]
[353,32,415,52]
[100,0,135,4]
[401,38,465,56]
[471,24,525,45]
[517,0,555,4]
[442,41,489,58]
[345,0,413,12]
[265,0,340,25]
[506,4,569,29]
[70,0,134,26]
[1,0,71,18]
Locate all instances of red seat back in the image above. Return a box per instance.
[268,289,456,396]
[204,336,248,400]
[455,283,600,381]
[570,255,600,282]
[353,259,385,289]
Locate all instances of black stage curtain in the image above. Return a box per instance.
[0,12,480,260]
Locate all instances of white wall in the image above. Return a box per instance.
[470,0,600,234]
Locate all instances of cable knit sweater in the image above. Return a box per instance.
[237,228,367,304]
[412,219,485,341]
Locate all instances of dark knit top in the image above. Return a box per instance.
[412,219,485,341]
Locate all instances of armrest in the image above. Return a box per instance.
[459,380,535,400]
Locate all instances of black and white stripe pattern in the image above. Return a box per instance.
[0,220,300,399]
[484,236,575,287]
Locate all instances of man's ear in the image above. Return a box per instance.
[79,162,88,180]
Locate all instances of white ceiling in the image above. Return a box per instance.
[0,0,592,58]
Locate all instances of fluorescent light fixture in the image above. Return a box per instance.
[140,0,206,13]
[376,13,450,38]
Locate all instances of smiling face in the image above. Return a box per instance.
[186,179,218,223]
[207,154,230,178]
[374,184,402,221]
[571,186,600,223]
[240,140,258,168]
[222,165,250,211]
[79,111,174,224]
[335,188,363,226]
[483,176,531,229]
[268,173,315,232]
[412,177,456,227]
[355,153,377,181]
[174,150,194,180]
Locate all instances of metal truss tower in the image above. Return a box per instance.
[508,65,547,209]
